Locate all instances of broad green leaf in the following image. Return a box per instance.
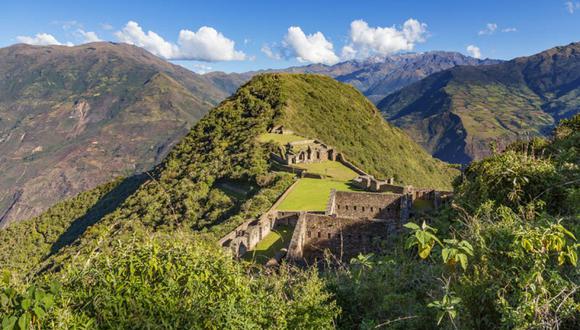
[403,222,420,230]
[458,254,468,270]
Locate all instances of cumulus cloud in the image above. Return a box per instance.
[565,1,580,13]
[478,23,498,35]
[176,27,246,61]
[341,19,428,60]
[115,21,178,59]
[114,21,246,61]
[16,33,68,46]
[78,30,102,43]
[466,45,482,59]
[282,26,339,65]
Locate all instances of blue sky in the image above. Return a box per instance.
[0,0,578,73]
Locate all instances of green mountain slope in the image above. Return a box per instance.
[0,42,230,227]
[0,73,456,278]
[271,74,457,188]
[377,42,580,164]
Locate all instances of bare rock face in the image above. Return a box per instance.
[0,42,230,227]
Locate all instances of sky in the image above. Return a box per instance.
[0,0,578,73]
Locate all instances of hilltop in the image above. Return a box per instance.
[378,42,580,163]
[0,73,456,274]
[0,42,230,226]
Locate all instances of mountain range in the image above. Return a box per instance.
[206,51,500,103]
[0,42,231,227]
[0,43,487,225]
[1,41,577,226]
[378,42,580,164]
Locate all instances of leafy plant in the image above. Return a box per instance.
[404,221,442,259]
[441,238,474,270]
[0,273,59,330]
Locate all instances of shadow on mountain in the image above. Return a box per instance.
[49,173,147,255]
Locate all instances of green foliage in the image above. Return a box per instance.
[0,176,144,278]
[404,221,442,259]
[1,273,59,330]
[274,74,457,189]
[441,239,474,271]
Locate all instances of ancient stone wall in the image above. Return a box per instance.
[336,153,368,176]
[219,179,300,258]
[290,213,393,263]
[332,191,403,220]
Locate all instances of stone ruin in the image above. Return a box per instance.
[218,128,453,265]
[269,139,338,166]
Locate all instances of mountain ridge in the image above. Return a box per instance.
[0,42,230,226]
[377,41,580,163]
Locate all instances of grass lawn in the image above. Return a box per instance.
[243,225,294,263]
[277,178,360,211]
[294,160,359,181]
[258,133,307,145]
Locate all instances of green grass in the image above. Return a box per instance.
[277,178,360,211]
[294,161,359,181]
[258,133,307,145]
[243,225,294,263]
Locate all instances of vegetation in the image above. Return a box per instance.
[378,42,580,164]
[277,178,359,211]
[244,225,295,263]
[258,132,307,144]
[2,74,575,329]
[294,161,359,181]
[326,115,579,329]
[274,74,457,189]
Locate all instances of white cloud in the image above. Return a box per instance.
[78,30,102,43]
[114,21,245,61]
[565,1,580,13]
[16,33,66,46]
[341,19,428,60]
[261,44,282,60]
[176,26,246,61]
[478,23,498,35]
[282,26,339,65]
[466,45,482,59]
[502,27,517,32]
[115,21,178,59]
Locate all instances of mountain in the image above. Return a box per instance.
[377,42,580,164]
[0,73,457,275]
[205,51,501,103]
[0,42,230,227]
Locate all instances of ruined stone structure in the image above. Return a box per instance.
[282,139,337,165]
[352,174,452,209]
[287,213,392,263]
[219,129,453,264]
[286,190,409,264]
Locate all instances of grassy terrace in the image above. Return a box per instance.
[243,225,294,264]
[277,178,360,211]
[258,133,307,145]
[294,160,359,181]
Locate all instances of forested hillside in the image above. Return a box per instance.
[1,75,577,329]
[0,42,230,227]
[378,42,580,164]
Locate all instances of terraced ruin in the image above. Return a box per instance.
[219,129,452,265]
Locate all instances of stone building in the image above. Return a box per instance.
[286,190,410,264]
[282,140,337,165]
